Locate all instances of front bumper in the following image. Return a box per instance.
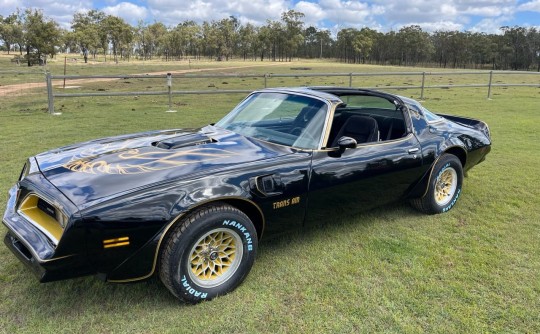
[3,185,92,282]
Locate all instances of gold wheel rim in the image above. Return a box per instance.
[187,228,243,288]
[434,167,458,206]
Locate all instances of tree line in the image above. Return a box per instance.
[1,8,539,70]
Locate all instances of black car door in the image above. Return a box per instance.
[305,134,424,223]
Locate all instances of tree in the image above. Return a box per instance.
[102,15,133,62]
[214,17,239,60]
[3,9,539,70]
[72,10,106,61]
[432,31,451,68]
[0,12,24,55]
[530,28,540,71]
[397,25,433,66]
[136,21,168,60]
[59,29,79,54]
[337,28,372,63]
[501,26,534,70]
[371,30,397,65]
[238,23,257,60]
[22,9,61,66]
[257,24,273,61]
[301,26,332,59]
[470,33,493,69]
[281,10,305,61]
[316,29,332,58]
[352,28,376,63]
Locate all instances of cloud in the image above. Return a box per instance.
[518,0,540,12]
[292,1,382,28]
[0,0,534,33]
[0,0,22,16]
[6,0,93,29]
[146,0,288,26]
[294,1,326,26]
[470,16,511,33]
[408,21,465,32]
[102,2,148,24]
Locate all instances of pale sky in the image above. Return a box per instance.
[1,0,539,33]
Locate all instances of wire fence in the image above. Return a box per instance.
[11,69,540,114]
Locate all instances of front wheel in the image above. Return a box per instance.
[159,203,258,303]
[411,154,463,214]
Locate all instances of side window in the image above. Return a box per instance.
[327,94,408,147]
[406,102,442,123]
[421,106,443,123]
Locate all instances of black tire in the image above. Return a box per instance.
[159,203,258,303]
[410,154,463,214]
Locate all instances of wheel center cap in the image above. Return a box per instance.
[209,251,218,261]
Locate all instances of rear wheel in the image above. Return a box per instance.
[411,154,463,214]
[159,203,257,303]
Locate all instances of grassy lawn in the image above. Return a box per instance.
[0,60,539,333]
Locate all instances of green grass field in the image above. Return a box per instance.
[0,58,539,333]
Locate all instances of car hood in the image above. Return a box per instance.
[35,125,292,207]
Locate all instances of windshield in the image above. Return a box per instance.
[216,92,328,149]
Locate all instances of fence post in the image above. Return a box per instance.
[63,57,67,89]
[487,71,493,99]
[166,73,176,112]
[46,71,55,114]
[349,73,353,87]
[420,72,426,100]
[264,73,268,88]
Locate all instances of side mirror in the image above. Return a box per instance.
[337,136,357,151]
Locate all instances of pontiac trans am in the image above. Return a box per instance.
[3,87,491,303]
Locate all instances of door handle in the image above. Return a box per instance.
[408,148,419,154]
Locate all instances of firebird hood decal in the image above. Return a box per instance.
[34,127,293,207]
[63,147,239,175]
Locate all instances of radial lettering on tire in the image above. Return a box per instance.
[159,203,258,303]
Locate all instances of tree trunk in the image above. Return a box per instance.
[26,46,31,67]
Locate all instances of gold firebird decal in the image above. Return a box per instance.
[63,147,239,175]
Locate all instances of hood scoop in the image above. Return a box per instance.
[153,132,217,150]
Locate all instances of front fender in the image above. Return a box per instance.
[103,177,261,282]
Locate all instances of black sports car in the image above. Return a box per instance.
[3,87,491,303]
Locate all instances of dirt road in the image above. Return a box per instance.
[0,63,283,97]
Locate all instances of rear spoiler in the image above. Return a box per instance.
[438,114,491,140]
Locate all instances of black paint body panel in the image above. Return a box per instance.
[2,87,491,282]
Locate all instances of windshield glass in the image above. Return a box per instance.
[216,92,328,149]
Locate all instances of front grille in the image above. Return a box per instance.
[37,198,57,219]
